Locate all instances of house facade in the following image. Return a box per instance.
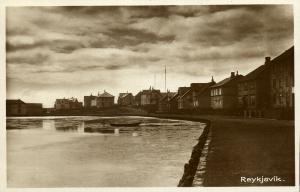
[191,80,216,110]
[55,98,83,110]
[6,99,43,116]
[238,58,271,117]
[84,94,97,108]
[140,87,161,106]
[269,46,294,119]
[95,91,114,108]
[6,99,27,116]
[158,91,176,112]
[211,72,243,110]
[178,88,193,110]
[118,93,134,106]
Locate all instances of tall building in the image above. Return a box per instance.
[238,58,271,117]
[269,46,294,119]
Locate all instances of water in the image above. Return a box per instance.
[7,116,205,187]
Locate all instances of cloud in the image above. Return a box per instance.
[6,5,294,107]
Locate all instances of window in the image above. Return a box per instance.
[250,95,256,106]
[273,79,276,89]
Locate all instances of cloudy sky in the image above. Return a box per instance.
[6,5,293,107]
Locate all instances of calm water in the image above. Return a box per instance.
[7,116,205,187]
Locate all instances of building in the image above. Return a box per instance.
[6,99,43,116]
[191,79,216,110]
[238,58,271,117]
[95,91,114,108]
[26,103,43,115]
[167,87,190,112]
[6,99,27,116]
[178,88,193,110]
[84,94,97,108]
[211,72,243,110]
[118,93,134,106]
[134,91,142,106]
[140,87,161,106]
[157,91,177,112]
[269,46,294,119]
[54,97,83,110]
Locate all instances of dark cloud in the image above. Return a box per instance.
[7,53,49,65]
[50,40,85,53]
[6,41,44,52]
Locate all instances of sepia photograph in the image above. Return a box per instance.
[3,2,297,191]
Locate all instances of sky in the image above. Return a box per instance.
[6,5,294,107]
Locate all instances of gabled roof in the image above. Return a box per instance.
[180,89,192,99]
[160,92,177,101]
[169,93,180,102]
[191,82,215,93]
[211,75,243,88]
[270,46,294,65]
[99,91,114,98]
[239,65,267,82]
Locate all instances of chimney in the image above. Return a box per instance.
[236,70,239,75]
[265,57,271,64]
[231,72,235,78]
[211,76,215,83]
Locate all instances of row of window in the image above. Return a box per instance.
[211,88,222,96]
[272,92,292,106]
[272,77,292,89]
[238,95,256,106]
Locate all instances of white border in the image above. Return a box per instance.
[0,1,299,192]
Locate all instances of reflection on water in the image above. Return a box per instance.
[7,116,205,187]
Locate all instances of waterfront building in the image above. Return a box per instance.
[54,97,83,110]
[211,72,243,110]
[140,87,161,106]
[134,91,142,106]
[157,91,177,112]
[191,79,216,110]
[84,94,97,108]
[6,99,27,116]
[170,87,190,111]
[237,58,271,117]
[269,46,294,119]
[95,91,115,108]
[118,92,134,106]
[178,88,193,110]
[6,99,43,116]
[26,103,43,115]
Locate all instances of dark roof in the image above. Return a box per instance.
[180,89,192,98]
[169,93,180,102]
[6,99,25,104]
[160,92,177,101]
[191,82,215,93]
[211,75,243,88]
[239,65,267,82]
[270,46,294,65]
